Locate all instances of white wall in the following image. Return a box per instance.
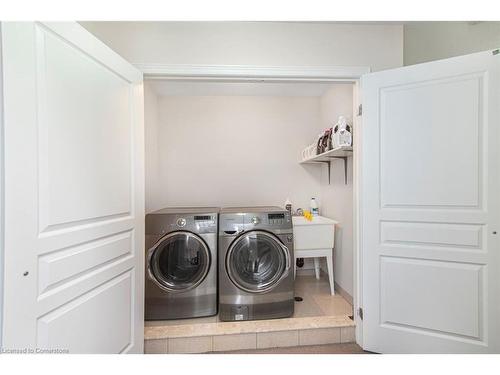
[144,83,161,213]
[80,22,403,72]
[404,22,500,65]
[150,92,323,211]
[319,84,354,297]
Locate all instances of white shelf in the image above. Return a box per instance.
[300,145,353,164]
[299,145,353,184]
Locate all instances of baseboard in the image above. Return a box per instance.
[334,282,353,305]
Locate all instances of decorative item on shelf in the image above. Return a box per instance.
[315,132,324,155]
[300,143,317,161]
[332,116,352,148]
[316,128,333,155]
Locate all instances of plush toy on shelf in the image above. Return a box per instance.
[332,115,352,148]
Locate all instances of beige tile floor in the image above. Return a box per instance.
[293,274,353,318]
[144,274,355,353]
[145,274,353,327]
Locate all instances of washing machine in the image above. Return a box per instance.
[218,206,294,321]
[145,207,218,320]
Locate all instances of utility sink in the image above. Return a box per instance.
[291,215,338,294]
[292,215,338,250]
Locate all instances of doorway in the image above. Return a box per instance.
[141,66,366,352]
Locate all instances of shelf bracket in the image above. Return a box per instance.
[327,156,349,185]
[315,160,332,184]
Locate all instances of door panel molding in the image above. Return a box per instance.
[38,23,142,84]
[37,271,133,354]
[34,23,134,233]
[379,73,484,210]
[38,230,133,294]
[380,221,484,249]
[380,256,484,340]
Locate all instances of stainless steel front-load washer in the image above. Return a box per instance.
[145,207,218,320]
[218,206,294,321]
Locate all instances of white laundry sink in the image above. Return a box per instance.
[292,215,339,295]
[292,215,338,250]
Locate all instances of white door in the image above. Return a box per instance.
[1,22,144,353]
[361,50,500,353]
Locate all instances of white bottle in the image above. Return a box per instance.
[284,198,292,214]
[310,198,319,216]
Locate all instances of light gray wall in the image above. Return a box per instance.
[404,21,500,65]
[144,83,161,214]
[319,84,354,296]
[80,22,404,72]
[150,91,323,211]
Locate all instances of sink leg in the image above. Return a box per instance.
[326,253,335,295]
[313,257,320,280]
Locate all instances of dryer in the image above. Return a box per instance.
[218,206,294,321]
[145,207,218,320]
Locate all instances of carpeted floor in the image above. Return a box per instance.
[211,343,368,354]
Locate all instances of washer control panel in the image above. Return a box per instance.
[268,213,285,226]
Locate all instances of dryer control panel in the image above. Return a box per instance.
[194,215,217,230]
[146,212,218,235]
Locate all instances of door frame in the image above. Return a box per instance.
[134,64,369,81]
[136,63,370,346]
[0,23,4,350]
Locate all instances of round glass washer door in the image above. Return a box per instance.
[147,231,211,293]
[226,230,291,293]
